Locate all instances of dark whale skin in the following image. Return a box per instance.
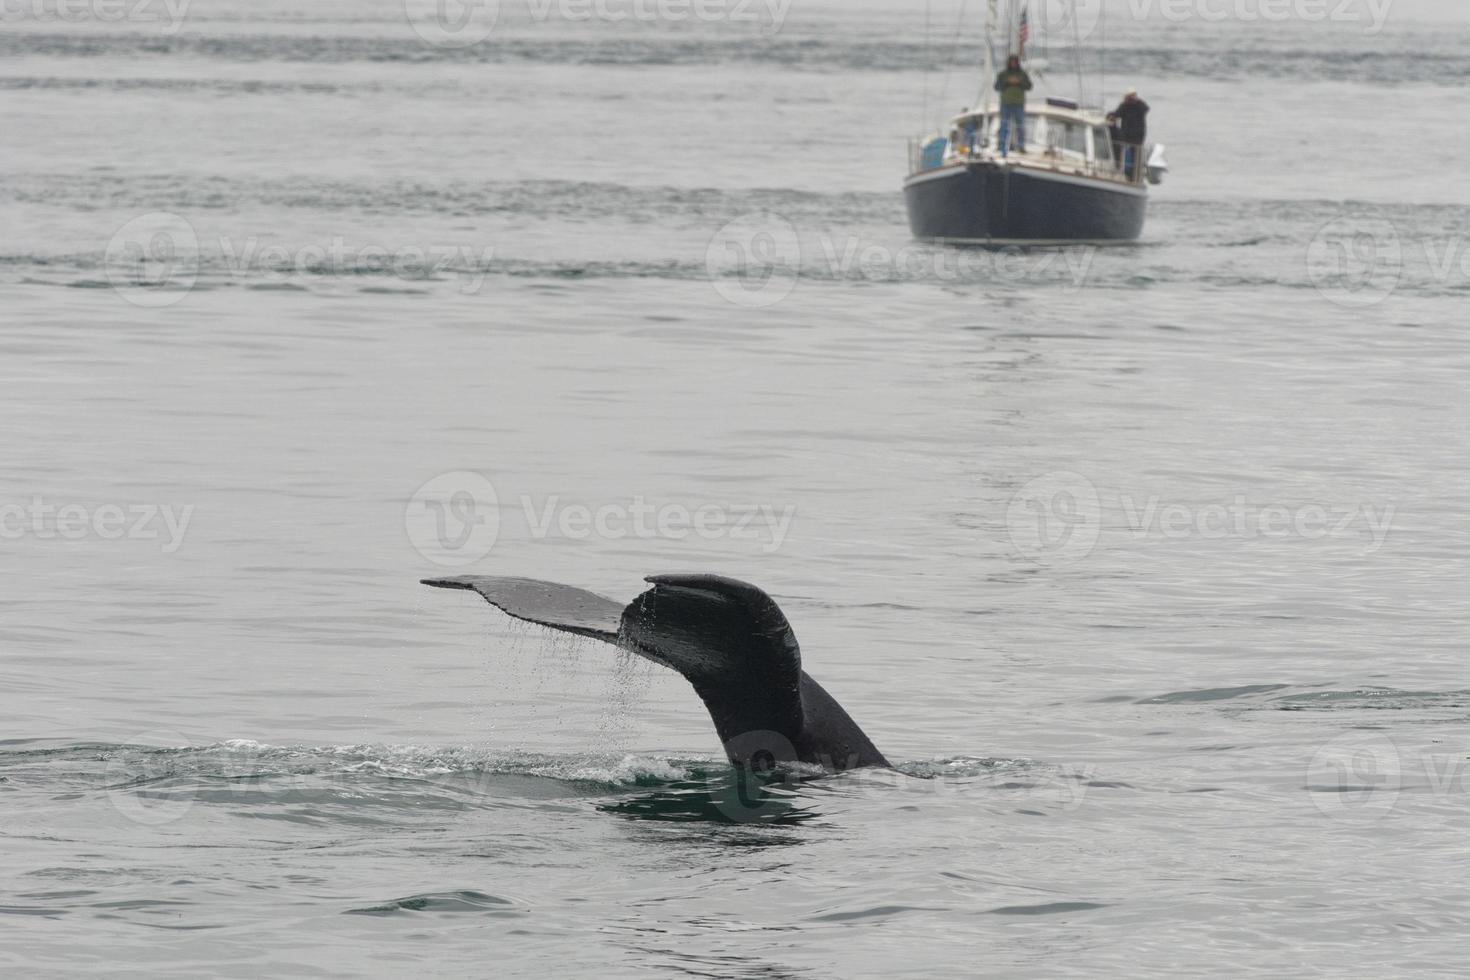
[424,574,890,772]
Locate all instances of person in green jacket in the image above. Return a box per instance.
[994,55,1032,156]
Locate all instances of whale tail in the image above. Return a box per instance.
[422,576,624,642]
[423,574,889,771]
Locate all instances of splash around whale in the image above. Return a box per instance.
[423,574,890,773]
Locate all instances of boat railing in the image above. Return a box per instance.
[909,135,1152,187]
[1110,142,1150,186]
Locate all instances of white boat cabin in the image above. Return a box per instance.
[913,100,1142,185]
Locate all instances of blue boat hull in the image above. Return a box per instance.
[903,162,1147,244]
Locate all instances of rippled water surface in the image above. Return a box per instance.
[4,1,1470,976]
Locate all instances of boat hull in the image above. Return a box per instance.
[903,162,1147,244]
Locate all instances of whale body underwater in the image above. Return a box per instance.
[424,575,891,772]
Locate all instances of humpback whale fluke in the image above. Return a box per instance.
[423,574,890,773]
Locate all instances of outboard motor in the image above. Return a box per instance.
[1146,144,1169,185]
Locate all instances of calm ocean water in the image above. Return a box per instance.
[4,1,1470,976]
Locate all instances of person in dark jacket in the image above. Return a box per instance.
[1107,89,1149,179]
[993,55,1032,157]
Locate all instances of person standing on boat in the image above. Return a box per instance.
[1108,89,1150,179]
[993,55,1032,157]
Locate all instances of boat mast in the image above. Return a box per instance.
[979,0,998,117]
[1071,0,1087,108]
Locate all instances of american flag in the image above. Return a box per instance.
[1018,5,1029,56]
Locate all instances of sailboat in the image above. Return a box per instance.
[904,0,1167,245]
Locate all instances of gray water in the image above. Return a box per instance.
[4,1,1470,976]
